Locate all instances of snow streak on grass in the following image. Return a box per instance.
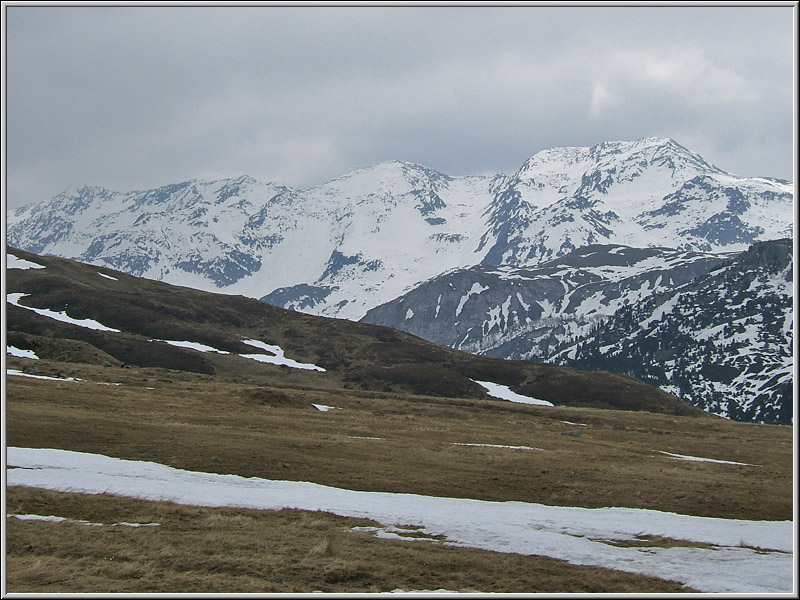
[657,451,758,467]
[473,380,554,406]
[8,513,159,527]
[143,338,327,371]
[7,369,78,382]
[149,339,230,354]
[7,253,45,270]
[311,404,339,412]
[7,346,39,360]
[7,293,121,332]
[453,443,541,451]
[241,339,327,371]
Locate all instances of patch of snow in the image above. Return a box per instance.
[473,380,554,406]
[7,345,39,360]
[7,369,78,382]
[353,525,442,544]
[6,447,792,594]
[561,421,588,427]
[390,589,464,593]
[7,253,45,270]
[7,293,121,332]
[241,339,280,353]
[657,451,757,467]
[7,513,159,528]
[241,339,326,372]
[455,282,489,317]
[97,272,118,281]
[453,443,541,451]
[311,404,339,412]
[150,339,230,354]
[7,513,102,526]
[405,308,414,320]
[516,292,530,311]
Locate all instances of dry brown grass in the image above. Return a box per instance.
[4,356,793,593]
[6,359,792,520]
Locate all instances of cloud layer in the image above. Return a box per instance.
[4,5,795,209]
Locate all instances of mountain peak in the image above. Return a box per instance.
[7,137,792,322]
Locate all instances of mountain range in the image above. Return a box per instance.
[7,137,792,321]
[6,137,794,423]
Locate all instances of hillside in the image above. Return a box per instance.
[551,239,794,424]
[5,246,702,415]
[362,243,732,358]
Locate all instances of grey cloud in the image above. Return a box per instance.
[4,5,795,211]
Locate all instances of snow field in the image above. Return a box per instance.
[7,447,792,594]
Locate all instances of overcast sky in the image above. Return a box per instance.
[3,4,796,210]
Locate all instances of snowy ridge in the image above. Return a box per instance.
[363,244,731,360]
[7,137,793,321]
[551,239,793,423]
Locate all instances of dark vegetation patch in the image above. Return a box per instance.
[238,387,297,407]
[6,306,213,374]
[517,364,704,416]
[344,364,484,397]
[6,331,119,366]
[452,356,530,387]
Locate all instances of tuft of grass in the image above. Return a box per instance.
[593,534,719,549]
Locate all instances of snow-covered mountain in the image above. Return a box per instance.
[550,239,794,424]
[7,137,793,321]
[362,239,794,424]
[361,244,735,360]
